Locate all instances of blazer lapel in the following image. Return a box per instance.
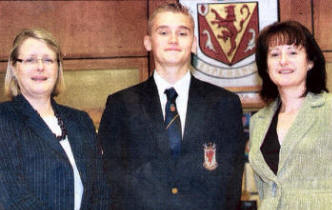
[53,103,88,185]
[12,95,67,159]
[182,77,207,145]
[249,101,279,180]
[278,93,322,171]
[139,77,171,157]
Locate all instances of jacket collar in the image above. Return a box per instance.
[250,92,326,180]
[12,95,69,159]
[255,92,326,119]
[12,95,89,185]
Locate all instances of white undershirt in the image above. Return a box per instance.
[154,70,191,137]
[43,116,83,210]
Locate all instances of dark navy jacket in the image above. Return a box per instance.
[0,95,110,210]
[99,76,245,210]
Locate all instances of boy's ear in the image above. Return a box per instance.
[144,35,152,51]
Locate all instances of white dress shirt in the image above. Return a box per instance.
[153,70,191,137]
[43,116,84,210]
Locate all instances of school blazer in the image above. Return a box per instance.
[249,92,332,210]
[99,76,245,210]
[0,95,110,210]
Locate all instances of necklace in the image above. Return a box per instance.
[55,112,67,141]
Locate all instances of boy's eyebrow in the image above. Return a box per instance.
[155,25,191,31]
[155,25,169,30]
[178,25,191,31]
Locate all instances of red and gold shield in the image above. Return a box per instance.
[198,3,258,65]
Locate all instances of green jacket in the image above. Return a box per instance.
[249,92,332,210]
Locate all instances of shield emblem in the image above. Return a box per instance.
[181,0,278,80]
[180,0,278,107]
[198,3,258,66]
[203,143,218,171]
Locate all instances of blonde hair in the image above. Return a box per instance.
[147,3,194,35]
[5,28,65,98]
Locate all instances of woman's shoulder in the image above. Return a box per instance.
[320,92,332,110]
[251,100,278,121]
[306,92,332,107]
[55,103,93,125]
[0,100,14,108]
[0,100,16,116]
[54,100,86,114]
[56,103,82,114]
[322,92,332,101]
[57,103,91,120]
[0,101,21,131]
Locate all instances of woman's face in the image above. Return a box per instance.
[13,38,58,100]
[267,44,313,91]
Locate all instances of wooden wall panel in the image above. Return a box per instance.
[63,58,149,82]
[59,58,147,127]
[324,53,332,62]
[326,63,332,90]
[0,1,147,60]
[313,0,332,52]
[279,0,312,31]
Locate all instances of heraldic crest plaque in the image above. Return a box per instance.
[180,0,278,107]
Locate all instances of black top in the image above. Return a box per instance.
[260,105,281,175]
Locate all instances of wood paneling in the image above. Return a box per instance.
[0,1,147,60]
[58,58,146,127]
[326,62,332,90]
[313,0,332,52]
[324,52,332,62]
[279,0,312,31]
[63,58,149,81]
[61,58,147,127]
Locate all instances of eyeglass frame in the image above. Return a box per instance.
[15,57,59,66]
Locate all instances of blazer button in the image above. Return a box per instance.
[272,183,277,197]
[171,187,178,194]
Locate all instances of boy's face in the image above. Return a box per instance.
[144,11,196,69]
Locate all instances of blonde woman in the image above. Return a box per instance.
[0,29,109,209]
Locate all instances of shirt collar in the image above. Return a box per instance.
[154,70,191,98]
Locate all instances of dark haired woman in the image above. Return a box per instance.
[249,20,332,209]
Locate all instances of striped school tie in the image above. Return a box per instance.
[164,88,182,157]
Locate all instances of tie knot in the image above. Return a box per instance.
[164,88,178,102]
